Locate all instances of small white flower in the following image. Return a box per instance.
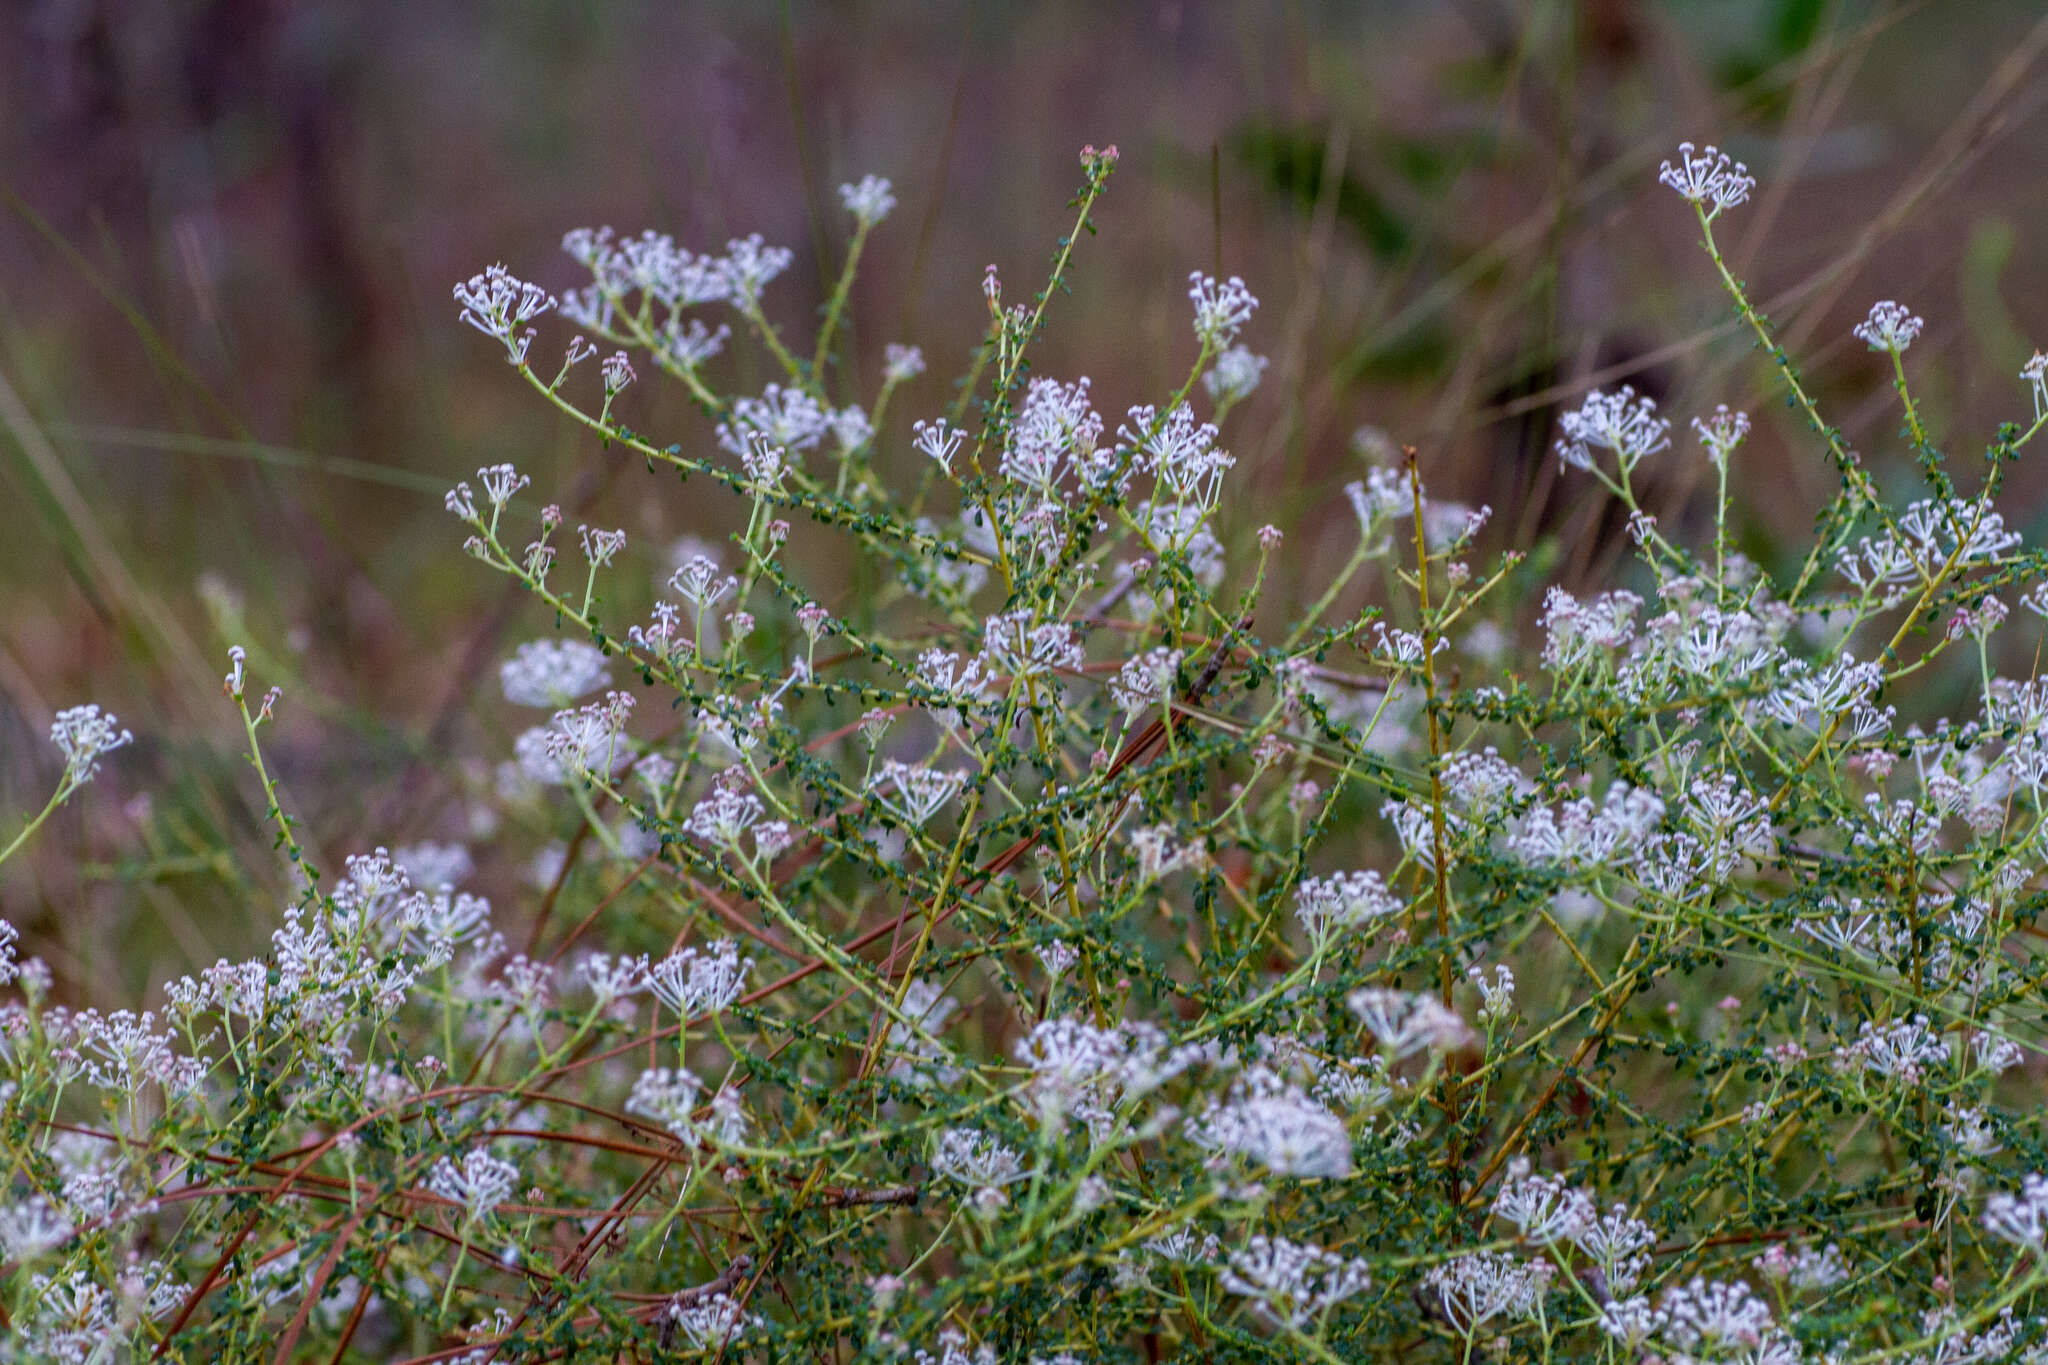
[1657,141,1755,216]
[600,351,635,393]
[1035,940,1079,981]
[913,418,967,474]
[477,462,529,507]
[666,1293,761,1351]
[1691,405,1750,470]
[1347,989,1475,1060]
[649,940,754,1018]
[839,174,897,225]
[50,705,133,788]
[740,434,790,492]
[1187,1069,1354,1179]
[453,264,556,363]
[1203,345,1268,406]
[1220,1235,1371,1330]
[501,639,610,708]
[425,1148,518,1224]
[662,318,729,370]
[1984,1172,2048,1251]
[981,610,1083,680]
[1491,1157,1591,1244]
[884,980,962,1087]
[1468,964,1515,1023]
[625,1069,747,1148]
[577,952,649,1006]
[719,384,829,457]
[1853,300,1924,354]
[1127,824,1202,886]
[670,555,738,609]
[1753,1240,1849,1291]
[0,1196,74,1259]
[1599,1297,1661,1348]
[1108,648,1182,715]
[932,1127,1028,1199]
[884,344,926,382]
[1656,1277,1782,1359]
[683,788,766,851]
[867,760,967,827]
[1556,386,1671,476]
[1293,870,1400,946]
[1571,1204,1658,1296]
[717,234,794,308]
[1423,1251,1552,1335]
[828,405,873,454]
[1188,272,1258,348]
[2022,351,2048,419]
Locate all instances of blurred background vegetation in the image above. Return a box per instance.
[4,0,2048,1003]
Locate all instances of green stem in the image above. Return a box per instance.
[0,782,67,870]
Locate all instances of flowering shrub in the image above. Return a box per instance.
[7,138,2048,1362]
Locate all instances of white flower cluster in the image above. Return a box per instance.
[1015,1016,1200,1138]
[1188,273,1259,349]
[626,1069,750,1150]
[838,174,897,226]
[1108,646,1182,714]
[426,1148,519,1224]
[49,704,133,790]
[648,939,754,1019]
[1220,1235,1371,1329]
[1657,141,1756,216]
[1186,1067,1353,1179]
[1424,1250,1553,1335]
[932,1127,1029,1211]
[558,226,796,323]
[867,760,967,828]
[1292,869,1400,946]
[1854,299,1925,354]
[501,638,610,708]
[1346,989,1475,1060]
[453,263,556,363]
[666,1291,762,1350]
[1556,386,1671,476]
[1503,782,1665,870]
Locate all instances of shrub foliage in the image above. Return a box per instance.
[6,141,2048,1363]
